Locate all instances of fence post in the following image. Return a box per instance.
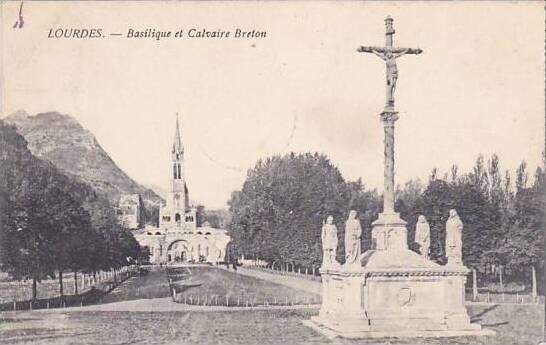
[472,268,478,301]
[532,265,537,301]
[499,266,504,294]
[226,295,229,306]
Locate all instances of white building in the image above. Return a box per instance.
[134,115,230,264]
[116,194,144,229]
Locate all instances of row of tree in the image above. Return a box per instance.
[0,120,147,300]
[397,155,544,278]
[228,152,544,290]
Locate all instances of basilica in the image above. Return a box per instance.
[134,116,230,264]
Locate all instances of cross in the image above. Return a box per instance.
[358,17,423,216]
[357,16,422,111]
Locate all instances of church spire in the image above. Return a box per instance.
[173,113,183,154]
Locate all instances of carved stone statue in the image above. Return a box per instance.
[344,210,362,265]
[358,16,422,111]
[414,215,430,260]
[321,216,339,267]
[446,209,463,265]
[370,48,411,108]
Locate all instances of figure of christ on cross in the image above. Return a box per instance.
[357,16,422,110]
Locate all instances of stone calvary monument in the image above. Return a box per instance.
[304,17,494,339]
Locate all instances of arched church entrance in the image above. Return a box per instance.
[166,240,189,263]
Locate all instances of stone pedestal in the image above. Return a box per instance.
[371,212,407,251]
[305,218,495,339]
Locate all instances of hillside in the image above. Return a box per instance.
[4,111,162,207]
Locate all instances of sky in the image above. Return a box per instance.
[1,1,544,209]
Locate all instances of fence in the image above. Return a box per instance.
[466,291,543,305]
[242,264,322,282]
[174,292,321,307]
[0,266,137,311]
[171,292,321,307]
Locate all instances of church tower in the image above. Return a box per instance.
[171,114,186,215]
[159,114,194,231]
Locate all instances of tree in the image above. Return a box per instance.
[143,203,159,227]
[0,120,143,300]
[195,205,205,227]
[228,153,350,267]
[202,209,231,229]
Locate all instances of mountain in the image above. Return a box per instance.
[4,111,162,207]
[143,184,167,200]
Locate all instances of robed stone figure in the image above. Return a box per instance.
[414,215,430,260]
[321,216,339,267]
[446,209,463,265]
[344,210,362,265]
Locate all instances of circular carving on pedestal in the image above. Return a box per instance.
[397,287,413,306]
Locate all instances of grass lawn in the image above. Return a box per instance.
[0,303,543,345]
[169,266,321,306]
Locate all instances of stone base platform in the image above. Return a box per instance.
[303,318,496,340]
[307,245,496,340]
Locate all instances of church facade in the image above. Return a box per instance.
[134,116,230,264]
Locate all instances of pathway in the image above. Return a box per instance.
[99,267,171,304]
[233,267,321,295]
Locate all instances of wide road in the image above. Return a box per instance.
[100,266,171,304]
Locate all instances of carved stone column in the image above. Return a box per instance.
[371,110,407,251]
[381,110,398,214]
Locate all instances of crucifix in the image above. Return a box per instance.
[358,16,422,215]
[358,16,422,111]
